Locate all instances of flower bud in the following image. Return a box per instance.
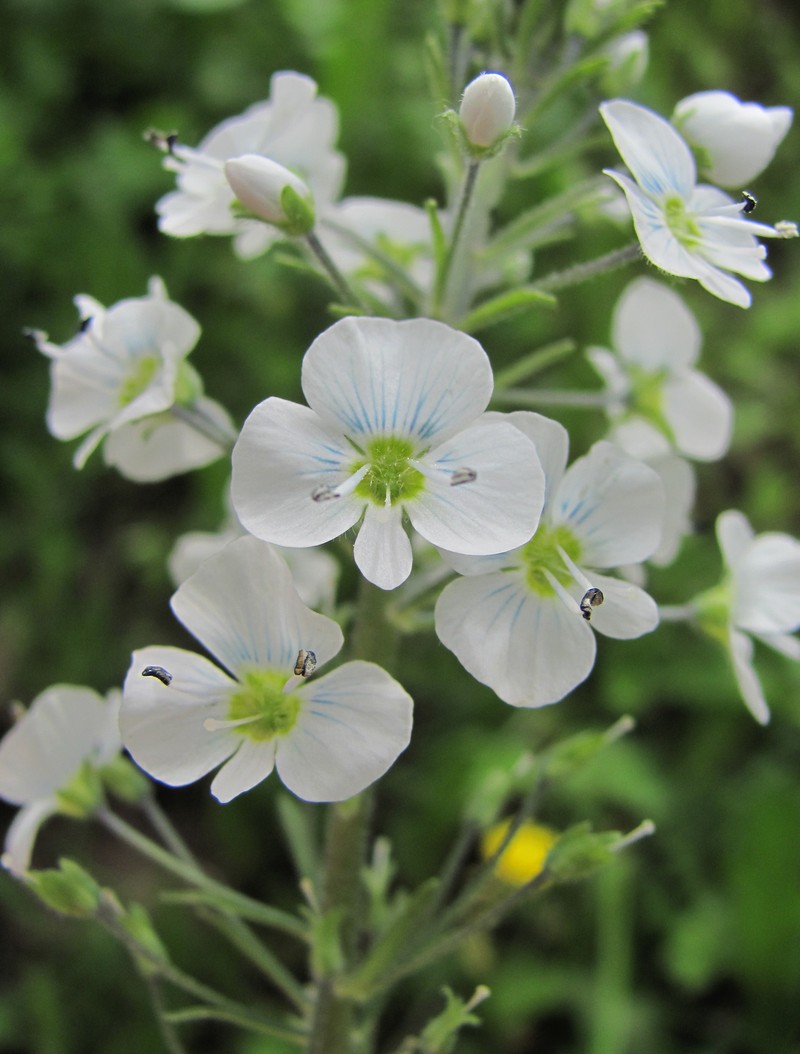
[459,72,516,150]
[672,91,793,188]
[224,154,315,234]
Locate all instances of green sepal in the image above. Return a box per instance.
[173,361,204,406]
[28,858,103,918]
[100,756,151,804]
[279,183,315,236]
[120,902,170,976]
[416,985,490,1053]
[55,761,104,818]
[544,822,620,882]
[337,878,441,1000]
[459,287,556,332]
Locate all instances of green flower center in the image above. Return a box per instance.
[664,195,701,249]
[351,435,426,506]
[626,365,675,443]
[520,522,582,596]
[118,354,159,407]
[227,670,301,742]
[692,581,732,646]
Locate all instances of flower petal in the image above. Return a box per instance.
[210,738,277,803]
[583,571,659,639]
[434,572,596,707]
[728,628,770,725]
[3,798,59,875]
[301,316,493,446]
[613,277,701,369]
[716,509,755,568]
[275,661,413,801]
[120,647,238,787]
[601,99,696,199]
[170,536,344,676]
[408,420,544,555]
[663,370,733,461]
[353,502,413,590]
[474,411,569,513]
[732,532,800,635]
[232,397,363,547]
[554,441,664,567]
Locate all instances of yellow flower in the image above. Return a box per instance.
[480,819,558,886]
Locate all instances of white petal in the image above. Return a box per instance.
[586,347,629,404]
[647,455,695,567]
[103,398,232,481]
[732,532,800,635]
[755,631,800,662]
[728,629,770,725]
[662,371,733,461]
[301,317,493,446]
[232,397,363,548]
[553,441,664,567]
[583,571,659,639]
[600,99,696,199]
[476,410,569,510]
[170,536,344,676]
[120,647,238,787]
[716,510,755,568]
[434,572,596,707]
[275,661,413,801]
[353,502,413,590]
[210,739,276,803]
[408,420,544,555]
[0,686,117,805]
[613,277,701,369]
[3,798,59,875]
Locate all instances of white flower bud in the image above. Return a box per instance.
[459,72,516,149]
[672,91,793,188]
[224,154,314,231]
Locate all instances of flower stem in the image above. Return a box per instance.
[492,338,577,391]
[97,807,307,940]
[434,159,481,314]
[529,242,641,294]
[305,229,368,310]
[494,387,610,409]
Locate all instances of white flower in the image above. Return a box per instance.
[34,277,232,479]
[694,510,800,724]
[600,98,793,308]
[120,536,413,802]
[435,413,663,708]
[0,686,121,874]
[156,71,345,260]
[231,317,545,590]
[587,276,733,461]
[673,91,793,188]
[459,72,516,149]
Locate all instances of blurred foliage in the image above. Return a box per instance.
[2,0,800,1052]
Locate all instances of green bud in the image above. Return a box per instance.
[28,859,102,918]
[55,761,104,818]
[100,756,151,804]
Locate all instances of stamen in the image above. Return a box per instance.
[203,713,263,733]
[740,190,757,214]
[579,587,605,621]
[293,649,317,677]
[142,665,173,686]
[311,463,370,502]
[556,546,592,591]
[408,459,478,487]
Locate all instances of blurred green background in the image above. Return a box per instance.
[2,0,800,1051]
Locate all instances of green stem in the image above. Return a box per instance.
[97,808,307,940]
[144,975,188,1054]
[169,403,237,450]
[434,159,481,314]
[587,861,634,1054]
[317,216,424,309]
[492,338,577,391]
[530,243,641,294]
[164,1007,305,1044]
[305,229,367,310]
[493,387,610,409]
